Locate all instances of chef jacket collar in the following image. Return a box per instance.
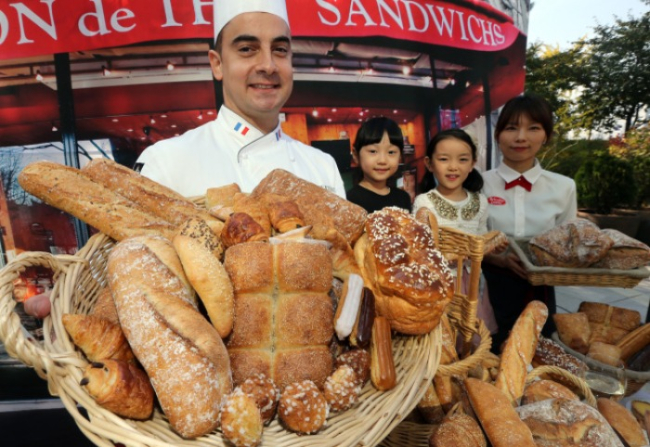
[496,158,542,185]
[215,106,288,163]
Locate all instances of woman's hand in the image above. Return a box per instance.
[23,292,51,319]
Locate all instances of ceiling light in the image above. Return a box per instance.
[197,111,204,120]
[359,111,364,116]
[207,110,214,115]
[312,109,319,117]
[449,78,455,86]
[402,65,412,75]
[332,108,337,112]
[160,114,167,118]
[358,118,362,122]
[329,63,335,73]
[327,118,332,123]
[127,128,133,132]
[393,109,398,114]
[171,124,177,128]
[150,116,156,124]
[51,122,58,132]
[166,61,175,71]
[111,118,119,122]
[465,81,471,88]
[35,70,43,82]
[102,65,111,76]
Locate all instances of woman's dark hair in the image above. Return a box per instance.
[495,94,554,141]
[419,128,484,193]
[351,117,404,185]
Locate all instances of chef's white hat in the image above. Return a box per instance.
[214,0,290,40]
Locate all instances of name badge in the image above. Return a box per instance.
[488,196,506,206]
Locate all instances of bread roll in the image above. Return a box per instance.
[529,219,613,267]
[224,240,334,390]
[239,373,279,424]
[252,169,367,244]
[220,388,263,447]
[278,380,328,434]
[108,236,232,438]
[597,398,648,447]
[589,323,630,345]
[587,341,622,366]
[593,229,650,270]
[495,300,548,406]
[579,302,641,332]
[554,312,591,354]
[62,314,134,363]
[324,364,361,412]
[206,183,241,209]
[354,207,454,335]
[521,379,579,405]
[429,411,487,447]
[173,218,233,338]
[82,158,223,233]
[516,398,624,447]
[465,378,536,447]
[81,359,154,420]
[18,161,176,241]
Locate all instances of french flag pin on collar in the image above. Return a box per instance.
[234,122,250,136]
[275,129,282,141]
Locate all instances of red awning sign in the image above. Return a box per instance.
[0,0,520,61]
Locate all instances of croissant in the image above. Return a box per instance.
[267,199,305,233]
[62,314,134,363]
[81,359,154,420]
[221,212,269,247]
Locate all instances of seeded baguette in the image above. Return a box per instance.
[18,161,176,241]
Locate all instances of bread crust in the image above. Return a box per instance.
[597,398,648,447]
[18,161,176,241]
[355,208,454,335]
[108,236,232,438]
[224,241,334,390]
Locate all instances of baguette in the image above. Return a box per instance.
[173,218,233,338]
[429,411,487,447]
[494,300,548,406]
[465,378,536,447]
[616,323,650,361]
[18,161,176,241]
[597,398,648,447]
[82,158,224,234]
[108,236,232,438]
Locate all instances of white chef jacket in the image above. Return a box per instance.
[483,160,577,239]
[136,106,345,198]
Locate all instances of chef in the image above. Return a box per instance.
[135,0,345,197]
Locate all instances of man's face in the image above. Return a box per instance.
[209,12,293,132]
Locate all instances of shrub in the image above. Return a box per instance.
[575,153,638,214]
[608,127,650,208]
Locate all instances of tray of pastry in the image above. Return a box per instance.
[509,237,650,288]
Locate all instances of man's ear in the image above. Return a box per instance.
[208,49,223,81]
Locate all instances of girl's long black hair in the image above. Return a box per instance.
[419,128,484,193]
[351,117,404,185]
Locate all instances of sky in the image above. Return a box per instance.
[526,0,648,49]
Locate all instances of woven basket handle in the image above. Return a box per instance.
[0,251,85,378]
[526,365,597,407]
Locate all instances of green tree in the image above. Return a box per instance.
[575,4,650,133]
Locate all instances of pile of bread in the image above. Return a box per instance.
[554,301,650,372]
[528,218,650,270]
[17,160,455,444]
[418,300,650,447]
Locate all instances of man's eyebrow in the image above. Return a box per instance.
[230,35,291,45]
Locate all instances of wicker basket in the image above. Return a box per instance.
[551,332,650,396]
[435,226,494,373]
[0,232,442,447]
[510,238,650,288]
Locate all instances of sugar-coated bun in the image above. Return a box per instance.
[240,373,280,424]
[220,388,263,447]
[324,365,361,412]
[278,380,329,434]
[335,349,371,386]
[355,207,454,334]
